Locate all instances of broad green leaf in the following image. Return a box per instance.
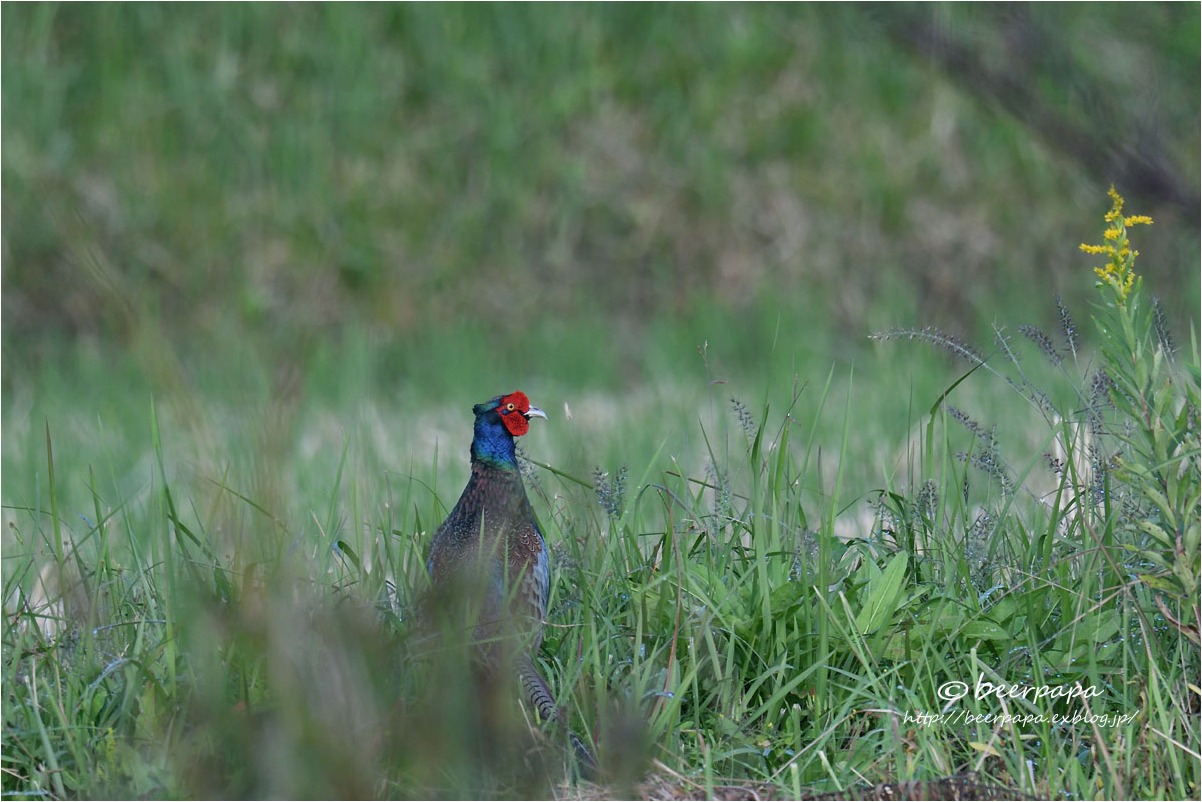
[855,551,908,635]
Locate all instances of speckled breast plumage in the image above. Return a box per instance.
[426,458,550,652]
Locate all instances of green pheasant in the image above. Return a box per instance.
[425,391,596,776]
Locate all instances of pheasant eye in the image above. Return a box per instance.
[505,402,516,412]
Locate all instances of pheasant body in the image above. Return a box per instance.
[425,456,550,654]
[425,391,595,775]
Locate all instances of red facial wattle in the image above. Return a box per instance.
[497,391,546,437]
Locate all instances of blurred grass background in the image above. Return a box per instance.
[4,4,1198,379]
[1,3,1199,798]
[5,2,1198,518]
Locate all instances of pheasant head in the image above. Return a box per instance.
[470,391,547,467]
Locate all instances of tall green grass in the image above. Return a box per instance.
[4,192,1198,799]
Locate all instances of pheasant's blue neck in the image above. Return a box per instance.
[471,415,519,469]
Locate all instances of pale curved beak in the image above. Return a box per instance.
[525,406,548,421]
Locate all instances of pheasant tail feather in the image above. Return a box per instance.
[518,655,598,778]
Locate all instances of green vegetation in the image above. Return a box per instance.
[3,5,1199,800]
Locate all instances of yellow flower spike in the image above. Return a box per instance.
[1083,187,1151,307]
